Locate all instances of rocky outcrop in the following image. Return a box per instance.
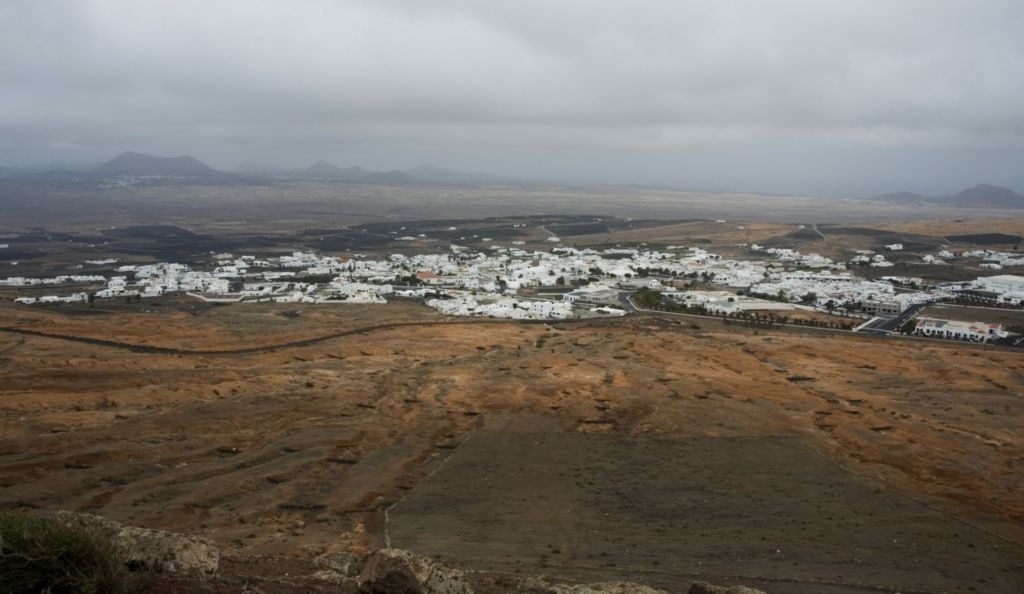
[54,510,219,574]
[358,548,473,594]
[351,549,769,594]
[311,550,362,584]
[689,582,769,594]
[316,550,361,576]
[525,578,668,593]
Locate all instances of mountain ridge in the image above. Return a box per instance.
[93,151,215,176]
[2,151,510,186]
[873,184,1024,208]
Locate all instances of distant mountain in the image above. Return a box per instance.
[262,159,507,185]
[874,184,1024,209]
[190,156,515,185]
[290,161,415,184]
[948,184,1024,208]
[405,165,506,184]
[300,160,373,181]
[302,160,344,179]
[93,151,215,177]
[365,169,416,185]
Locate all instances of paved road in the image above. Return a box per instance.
[857,303,927,335]
[617,290,638,312]
[993,334,1024,348]
[857,316,893,334]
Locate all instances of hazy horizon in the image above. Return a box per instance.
[2,1,1023,196]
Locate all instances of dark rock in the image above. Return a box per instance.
[358,548,472,594]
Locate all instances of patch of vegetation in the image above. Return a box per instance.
[0,509,151,594]
[632,288,663,308]
[898,318,919,335]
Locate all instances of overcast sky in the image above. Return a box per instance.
[2,0,1023,194]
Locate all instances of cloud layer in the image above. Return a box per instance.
[2,0,1023,193]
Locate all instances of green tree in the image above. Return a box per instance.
[632,288,663,308]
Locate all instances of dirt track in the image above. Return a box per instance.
[0,318,520,355]
[0,301,1022,589]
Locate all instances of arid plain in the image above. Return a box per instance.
[1,298,1021,592]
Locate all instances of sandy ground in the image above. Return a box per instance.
[0,302,1022,589]
[865,217,1024,238]
[390,414,1023,593]
[919,304,1024,327]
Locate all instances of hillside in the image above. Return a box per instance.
[1,304,1021,593]
[948,184,1024,208]
[232,159,506,185]
[363,169,416,184]
[93,151,216,176]
[301,160,358,180]
[875,184,1024,208]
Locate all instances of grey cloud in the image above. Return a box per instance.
[1,0,1023,194]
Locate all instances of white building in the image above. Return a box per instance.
[915,318,1007,343]
[975,274,1024,294]
[971,274,1024,305]
[563,285,621,306]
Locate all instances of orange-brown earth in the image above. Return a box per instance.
[865,217,1024,237]
[0,301,1022,564]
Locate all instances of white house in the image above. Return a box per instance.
[975,274,1024,294]
[915,318,1007,343]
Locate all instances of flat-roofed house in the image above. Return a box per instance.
[915,318,1007,343]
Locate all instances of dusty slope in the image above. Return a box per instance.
[0,302,1021,567]
[864,217,1024,237]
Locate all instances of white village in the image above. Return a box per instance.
[3,242,1023,344]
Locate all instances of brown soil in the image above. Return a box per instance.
[390,414,1023,593]
[747,308,854,325]
[919,304,1024,327]
[0,301,1022,589]
[865,217,1024,238]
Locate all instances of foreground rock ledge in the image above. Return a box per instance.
[359,548,473,594]
[520,577,669,593]
[49,512,767,594]
[356,548,769,594]
[55,510,219,574]
[688,583,769,594]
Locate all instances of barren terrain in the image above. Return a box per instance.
[1,301,1022,592]
[5,181,1024,234]
[865,217,1024,238]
